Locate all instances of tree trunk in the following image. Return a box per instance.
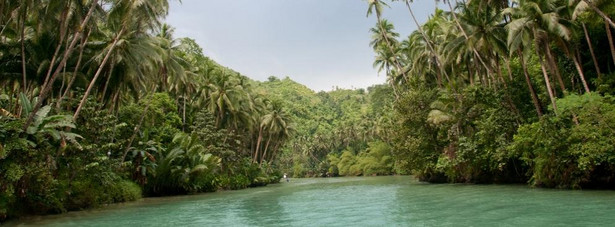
[446,0,492,77]
[544,41,566,93]
[572,50,591,93]
[583,0,615,30]
[99,61,115,105]
[42,5,70,91]
[606,21,615,66]
[495,55,507,89]
[519,50,543,117]
[254,126,263,163]
[581,23,601,78]
[73,27,125,121]
[534,38,558,112]
[110,89,121,112]
[403,0,449,81]
[23,1,98,131]
[505,58,513,81]
[57,29,91,110]
[182,96,186,132]
[20,4,27,95]
[260,136,272,166]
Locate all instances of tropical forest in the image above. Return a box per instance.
[2,0,615,225]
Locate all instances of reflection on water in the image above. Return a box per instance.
[6,176,615,226]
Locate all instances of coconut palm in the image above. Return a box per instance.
[72,0,169,121]
[506,0,573,111]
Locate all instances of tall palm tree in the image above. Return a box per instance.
[23,0,99,130]
[394,0,450,83]
[570,0,615,65]
[506,0,574,112]
[366,0,407,96]
[73,0,169,121]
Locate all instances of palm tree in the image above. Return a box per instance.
[23,0,99,130]
[393,0,450,84]
[506,0,574,112]
[366,0,407,96]
[570,0,615,65]
[370,20,406,88]
[259,101,293,165]
[73,0,169,121]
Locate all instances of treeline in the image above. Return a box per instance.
[0,0,293,220]
[257,77,396,177]
[367,0,615,188]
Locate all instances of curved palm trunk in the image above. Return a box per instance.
[254,126,263,163]
[519,50,543,117]
[534,38,558,112]
[23,0,98,130]
[581,23,601,78]
[543,41,566,93]
[73,27,125,121]
[446,0,492,77]
[57,29,91,110]
[42,5,70,91]
[260,135,272,166]
[583,0,615,30]
[569,48,591,93]
[404,0,450,82]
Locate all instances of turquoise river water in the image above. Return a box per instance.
[6,176,615,226]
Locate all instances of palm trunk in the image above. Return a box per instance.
[446,0,492,77]
[544,41,566,93]
[404,0,449,81]
[99,61,115,105]
[519,50,543,117]
[505,58,513,81]
[495,55,507,88]
[182,97,186,132]
[20,5,27,95]
[41,5,70,91]
[534,38,558,112]
[254,126,263,163]
[583,0,615,30]
[57,29,91,110]
[73,27,125,121]
[23,0,98,131]
[111,89,121,112]
[260,136,272,166]
[606,21,615,66]
[580,23,601,78]
[572,50,591,93]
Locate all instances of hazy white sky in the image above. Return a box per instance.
[165,0,437,91]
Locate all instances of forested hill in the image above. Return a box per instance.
[255,77,396,177]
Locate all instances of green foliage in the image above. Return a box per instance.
[511,94,615,188]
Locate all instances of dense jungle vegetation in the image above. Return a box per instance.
[0,0,296,220]
[361,0,615,188]
[2,0,615,222]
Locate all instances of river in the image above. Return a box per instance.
[7,176,615,226]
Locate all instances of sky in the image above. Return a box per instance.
[165,0,437,92]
